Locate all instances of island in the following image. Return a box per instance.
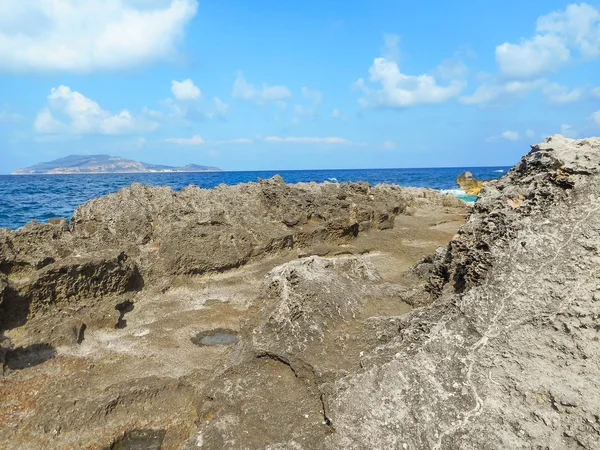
[11,154,221,175]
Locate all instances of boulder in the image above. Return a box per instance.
[456,170,485,194]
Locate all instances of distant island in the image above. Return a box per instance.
[12,154,222,175]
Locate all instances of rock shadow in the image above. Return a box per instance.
[4,343,57,371]
[0,285,30,332]
[105,429,166,450]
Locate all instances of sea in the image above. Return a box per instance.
[0,166,509,230]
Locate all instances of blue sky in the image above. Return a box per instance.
[1,0,599,173]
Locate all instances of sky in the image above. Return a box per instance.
[1,0,599,173]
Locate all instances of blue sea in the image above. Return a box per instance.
[0,167,509,230]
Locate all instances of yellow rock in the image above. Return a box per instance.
[456,171,484,195]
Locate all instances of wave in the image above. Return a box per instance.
[327,177,339,183]
[493,169,504,173]
[440,188,477,204]
[439,189,466,196]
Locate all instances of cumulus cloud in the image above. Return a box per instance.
[294,87,323,117]
[591,111,600,126]
[265,136,358,145]
[34,85,158,135]
[592,86,600,98]
[382,140,397,150]
[382,33,401,62]
[502,130,520,141]
[355,43,465,108]
[537,3,600,59]
[541,82,583,104]
[487,130,522,142]
[171,79,201,100]
[0,106,23,122]
[495,3,600,78]
[460,79,544,107]
[232,72,291,105]
[465,4,600,108]
[164,135,205,145]
[0,0,198,72]
[526,129,536,138]
[164,135,253,145]
[213,97,230,116]
[496,35,570,78]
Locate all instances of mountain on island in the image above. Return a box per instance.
[12,154,222,175]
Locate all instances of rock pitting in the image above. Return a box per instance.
[2,135,599,449]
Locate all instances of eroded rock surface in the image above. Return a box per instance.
[318,135,600,449]
[0,175,466,449]
[5,135,597,450]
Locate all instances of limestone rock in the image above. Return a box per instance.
[456,170,484,194]
[323,135,600,449]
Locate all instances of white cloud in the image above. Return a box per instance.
[382,34,401,62]
[382,140,396,150]
[537,3,600,59]
[541,82,583,104]
[0,107,23,122]
[526,129,535,138]
[495,3,600,79]
[35,85,158,135]
[356,56,465,108]
[434,58,469,80]
[332,108,340,118]
[0,0,198,73]
[171,78,201,100]
[496,35,570,78]
[459,79,544,107]
[262,85,292,101]
[592,86,600,98]
[164,135,205,145]
[265,136,358,145]
[213,97,229,116]
[34,108,66,133]
[231,72,257,100]
[591,111,600,126]
[294,87,323,117]
[232,72,291,105]
[502,130,520,141]
[164,136,253,145]
[301,87,322,104]
[487,130,523,142]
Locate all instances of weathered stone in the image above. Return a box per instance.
[457,170,485,194]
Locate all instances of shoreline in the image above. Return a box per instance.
[3,135,599,448]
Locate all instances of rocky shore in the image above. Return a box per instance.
[1,135,599,449]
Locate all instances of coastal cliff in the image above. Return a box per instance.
[1,135,599,449]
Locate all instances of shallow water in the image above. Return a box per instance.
[191,330,238,346]
[0,166,508,229]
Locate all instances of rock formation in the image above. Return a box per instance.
[0,174,466,448]
[2,135,599,449]
[456,171,484,195]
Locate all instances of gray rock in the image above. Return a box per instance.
[323,135,600,449]
[187,135,600,449]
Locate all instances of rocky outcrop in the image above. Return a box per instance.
[0,174,466,448]
[11,135,600,449]
[179,135,600,449]
[456,170,484,194]
[68,177,412,279]
[0,177,462,349]
[320,135,600,449]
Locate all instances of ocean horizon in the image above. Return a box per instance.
[0,166,509,230]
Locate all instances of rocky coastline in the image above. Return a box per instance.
[1,135,599,449]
